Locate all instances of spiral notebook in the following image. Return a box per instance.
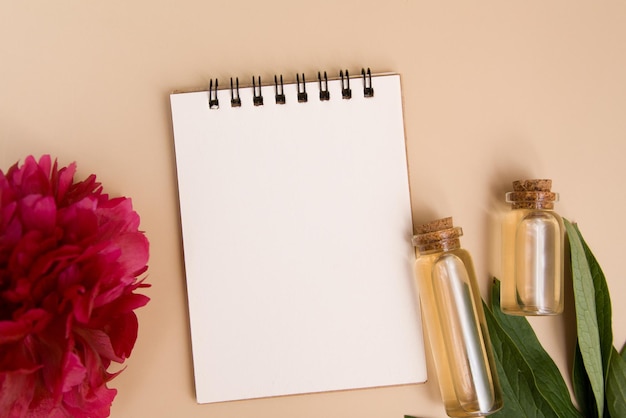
[170,69,426,404]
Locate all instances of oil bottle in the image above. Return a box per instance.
[413,217,502,417]
[501,179,565,315]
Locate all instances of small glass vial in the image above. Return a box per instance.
[413,217,502,417]
[501,179,565,315]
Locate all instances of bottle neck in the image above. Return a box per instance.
[506,191,558,210]
[417,238,461,254]
[511,201,555,210]
[413,225,463,255]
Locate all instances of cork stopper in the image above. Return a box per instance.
[414,216,454,234]
[412,217,463,253]
[506,179,559,209]
[512,179,552,192]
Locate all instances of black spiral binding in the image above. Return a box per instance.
[318,71,330,101]
[252,76,263,106]
[209,79,219,109]
[340,70,352,99]
[296,74,308,103]
[208,68,376,109]
[230,77,241,107]
[362,68,374,98]
[274,75,285,104]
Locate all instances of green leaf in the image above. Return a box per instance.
[564,219,605,417]
[572,342,598,418]
[483,297,560,417]
[606,347,626,417]
[486,279,581,418]
[621,342,626,361]
[571,222,613,378]
[488,279,581,417]
[483,281,580,418]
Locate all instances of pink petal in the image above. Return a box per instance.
[52,161,76,204]
[30,245,81,287]
[107,312,138,359]
[61,352,86,393]
[74,328,123,363]
[113,232,149,277]
[0,368,37,418]
[1,200,17,230]
[19,195,56,234]
[62,382,116,418]
[57,198,99,244]
[12,155,52,196]
[61,284,90,325]
[36,155,52,179]
[64,174,102,206]
[99,293,150,316]
[96,198,140,238]
[0,309,51,344]
[36,327,70,397]
[9,230,45,276]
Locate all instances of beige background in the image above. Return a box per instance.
[1,1,625,417]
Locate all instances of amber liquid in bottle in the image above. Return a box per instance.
[501,179,564,315]
[413,218,502,417]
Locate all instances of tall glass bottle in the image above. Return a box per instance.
[413,217,502,417]
[501,179,565,315]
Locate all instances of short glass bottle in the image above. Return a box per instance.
[413,217,503,417]
[501,179,565,316]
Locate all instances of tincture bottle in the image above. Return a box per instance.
[413,217,502,417]
[501,179,565,315]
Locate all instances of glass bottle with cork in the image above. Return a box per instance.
[501,179,565,316]
[413,217,502,417]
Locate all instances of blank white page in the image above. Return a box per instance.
[170,73,426,404]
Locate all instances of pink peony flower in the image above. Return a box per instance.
[0,155,150,418]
